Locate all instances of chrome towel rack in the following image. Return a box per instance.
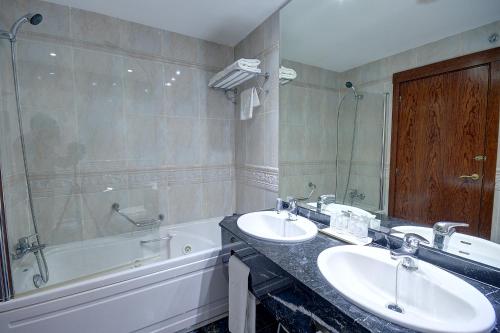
[111,203,164,228]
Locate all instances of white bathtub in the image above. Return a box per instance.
[0,217,229,333]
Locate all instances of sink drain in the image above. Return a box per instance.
[387,303,404,313]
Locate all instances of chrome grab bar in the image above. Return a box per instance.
[111,203,164,228]
[140,234,174,245]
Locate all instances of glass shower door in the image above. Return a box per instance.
[0,37,166,295]
[335,91,387,212]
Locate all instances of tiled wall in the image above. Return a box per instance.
[279,58,386,211]
[340,20,500,240]
[279,20,500,229]
[279,60,340,203]
[234,13,280,214]
[0,0,236,247]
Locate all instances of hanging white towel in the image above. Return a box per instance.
[228,255,256,333]
[240,87,260,120]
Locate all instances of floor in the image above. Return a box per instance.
[189,305,279,333]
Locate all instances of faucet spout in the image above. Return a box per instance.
[390,233,429,271]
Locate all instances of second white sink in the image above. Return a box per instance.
[237,211,317,243]
[391,225,500,268]
[317,245,495,333]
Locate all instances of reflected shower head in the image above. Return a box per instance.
[345,81,359,98]
[0,13,43,41]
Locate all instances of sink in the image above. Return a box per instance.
[237,211,317,243]
[307,202,375,218]
[317,245,495,333]
[392,225,500,268]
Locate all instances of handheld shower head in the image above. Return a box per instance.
[8,13,43,41]
[345,81,359,98]
[29,13,43,26]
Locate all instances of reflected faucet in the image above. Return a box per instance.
[317,194,336,213]
[433,222,469,250]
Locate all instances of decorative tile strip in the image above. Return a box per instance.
[27,165,234,197]
[236,164,279,192]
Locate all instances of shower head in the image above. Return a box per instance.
[345,81,359,98]
[0,13,43,41]
[29,13,43,26]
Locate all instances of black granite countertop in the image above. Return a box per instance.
[219,214,500,333]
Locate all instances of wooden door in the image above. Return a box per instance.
[389,48,500,238]
[393,66,488,234]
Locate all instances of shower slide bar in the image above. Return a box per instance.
[111,203,164,228]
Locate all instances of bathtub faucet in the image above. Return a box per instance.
[11,234,46,260]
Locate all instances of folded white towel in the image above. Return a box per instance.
[209,59,261,88]
[240,87,260,120]
[279,66,297,80]
[228,255,256,333]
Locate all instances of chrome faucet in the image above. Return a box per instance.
[275,198,283,214]
[11,234,46,260]
[285,197,298,221]
[433,221,469,250]
[390,233,430,271]
[317,194,336,213]
[276,197,298,220]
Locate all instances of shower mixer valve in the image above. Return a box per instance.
[11,234,46,260]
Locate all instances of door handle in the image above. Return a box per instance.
[459,173,480,181]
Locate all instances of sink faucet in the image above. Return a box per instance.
[275,197,298,220]
[390,233,430,271]
[317,194,336,213]
[286,197,298,221]
[433,221,469,250]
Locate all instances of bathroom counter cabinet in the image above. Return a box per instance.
[219,214,500,333]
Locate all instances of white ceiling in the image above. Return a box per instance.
[281,0,500,72]
[44,0,288,46]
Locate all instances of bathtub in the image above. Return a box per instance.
[0,217,229,333]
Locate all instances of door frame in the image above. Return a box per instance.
[389,47,500,238]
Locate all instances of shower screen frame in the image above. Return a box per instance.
[0,169,13,302]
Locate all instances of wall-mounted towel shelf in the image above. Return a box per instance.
[209,70,269,91]
[208,59,270,103]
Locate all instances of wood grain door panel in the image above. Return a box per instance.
[393,65,489,235]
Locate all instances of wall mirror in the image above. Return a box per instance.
[279,0,500,268]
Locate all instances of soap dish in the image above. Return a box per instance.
[319,227,372,246]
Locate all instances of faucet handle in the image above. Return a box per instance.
[403,233,430,250]
[433,222,469,235]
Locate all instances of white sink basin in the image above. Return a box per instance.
[307,202,375,218]
[237,211,317,243]
[392,226,500,269]
[317,245,495,333]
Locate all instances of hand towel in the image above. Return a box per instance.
[240,87,260,120]
[229,255,256,333]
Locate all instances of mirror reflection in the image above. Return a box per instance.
[279,0,500,268]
